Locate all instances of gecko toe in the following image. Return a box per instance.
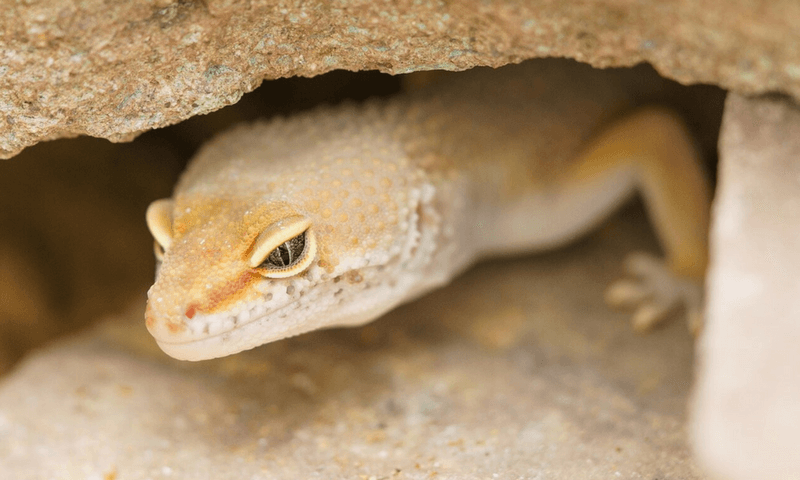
[605,279,651,308]
[607,251,703,334]
[631,298,678,332]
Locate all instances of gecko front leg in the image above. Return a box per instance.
[565,107,711,333]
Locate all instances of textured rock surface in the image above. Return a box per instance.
[1,0,797,158]
[0,210,704,479]
[692,94,800,479]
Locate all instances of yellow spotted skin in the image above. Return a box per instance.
[146,59,709,360]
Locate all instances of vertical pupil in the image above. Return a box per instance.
[276,245,291,266]
[267,233,305,268]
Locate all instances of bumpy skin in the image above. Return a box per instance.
[146,59,708,360]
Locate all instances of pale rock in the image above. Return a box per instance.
[692,93,800,480]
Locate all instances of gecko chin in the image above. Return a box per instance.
[151,297,299,361]
[149,263,411,361]
[154,301,397,361]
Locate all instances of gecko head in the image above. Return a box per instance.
[144,181,438,361]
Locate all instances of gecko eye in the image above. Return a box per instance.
[146,198,174,260]
[264,233,306,268]
[249,215,317,278]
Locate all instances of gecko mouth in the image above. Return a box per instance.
[150,261,398,361]
[153,298,309,361]
[158,292,301,344]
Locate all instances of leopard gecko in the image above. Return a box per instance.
[145,59,710,360]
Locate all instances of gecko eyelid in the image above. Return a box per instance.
[249,215,317,278]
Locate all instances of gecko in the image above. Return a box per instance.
[145,59,710,361]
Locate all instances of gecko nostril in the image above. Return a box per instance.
[185,304,197,319]
[286,285,295,295]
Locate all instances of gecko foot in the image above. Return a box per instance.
[605,252,704,335]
